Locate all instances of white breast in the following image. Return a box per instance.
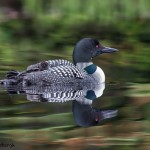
[76,62,105,83]
[92,66,105,83]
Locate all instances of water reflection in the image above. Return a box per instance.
[1,81,118,127]
[73,100,117,127]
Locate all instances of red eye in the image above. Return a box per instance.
[96,45,99,48]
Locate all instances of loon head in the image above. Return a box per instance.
[73,38,118,65]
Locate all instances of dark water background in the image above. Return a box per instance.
[0,0,150,149]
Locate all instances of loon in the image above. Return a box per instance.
[1,38,118,86]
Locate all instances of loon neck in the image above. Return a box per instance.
[76,62,93,71]
[76,62,105,83]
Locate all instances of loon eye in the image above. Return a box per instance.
[96,44,100,48]
[95,112,100,123]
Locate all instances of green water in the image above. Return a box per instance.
[0,50,149,149]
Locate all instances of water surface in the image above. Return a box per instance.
[0,52,149,150]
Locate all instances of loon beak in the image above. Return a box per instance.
[100,46,118,53]
[95,46,118,57]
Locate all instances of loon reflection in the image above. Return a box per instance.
[1,82,118,127]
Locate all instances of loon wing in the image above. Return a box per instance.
[27,59,74,72]
[23,65,86,86]
[5,59,74,80]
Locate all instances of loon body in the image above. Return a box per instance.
[1,38,117,86]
